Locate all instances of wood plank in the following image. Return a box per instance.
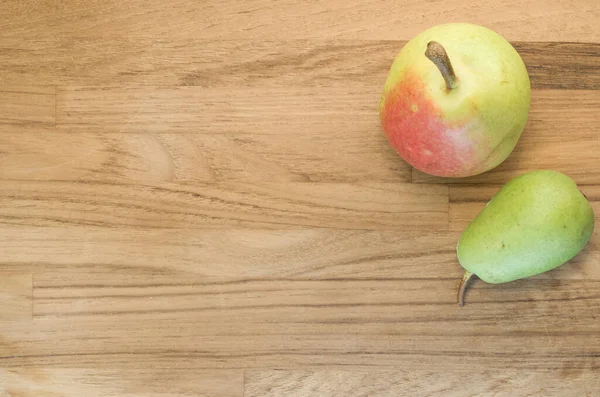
[31,276,600,318]
[3,0,599,42]
[413,90,600,185]
[2,40,600,89]
[0,368,243,397]
[39,88,599,184]
[0,131,408,183]
[2,1,599,393]
[28,83,412,183]
[1,277,599,370]
[1,228,458,280]
[0,181,448,230]
[245,369,600,397]
[515,42,600,91]
[449,185,600,280]
[0,86,55,128]
[2,225,596,285]
[2,88,595,184]
[32,278,463,318]
[0,270,32,322]
[55,86,378,134]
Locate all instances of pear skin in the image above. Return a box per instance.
[379,23,531,178]
[456,170,595,306]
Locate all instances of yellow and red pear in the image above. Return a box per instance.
[380,23,531,178]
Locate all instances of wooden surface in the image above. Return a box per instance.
[1,1,600,396]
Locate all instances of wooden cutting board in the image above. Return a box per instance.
[1,1,599,396]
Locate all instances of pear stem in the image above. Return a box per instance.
[457,271,474,307]
[425,41,458,91]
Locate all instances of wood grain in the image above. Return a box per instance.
[0,87,55,128]
[0,181,447,230]
[0,131,408,183]
[0,270,32,322]
[0,228,458,280]
[2,1,600,395]
[3,0,599,42]
[1,276,599,371]
[4,89,596,184]
[0,369,243,397]
[55,86,378,134]
[50,83,411,183]
[245,370,600,397]
[2,40,600,89]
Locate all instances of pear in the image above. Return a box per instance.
[379,23,531,177]
[456,170,595,306]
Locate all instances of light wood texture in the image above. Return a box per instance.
[245,370,600,397]
[0,130,408,183]
[5,89,600,184]
[0,87,55,128]
[2,1,600,396]
[3,0,599,42]
[2,41,600,88]
[3,275,600,371]
[0,270,32,322]
[0,369,243,397]
[0,180,447,229]
[1,228,457,279]
[55,86,378,134]
[49,85,411,183]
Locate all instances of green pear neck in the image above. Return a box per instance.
[425,41,458,91]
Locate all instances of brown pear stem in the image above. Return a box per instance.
[457,271,474,307]
[425,41,458,91]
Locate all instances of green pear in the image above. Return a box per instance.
[379,23,531,177]
[456,170,595,306]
